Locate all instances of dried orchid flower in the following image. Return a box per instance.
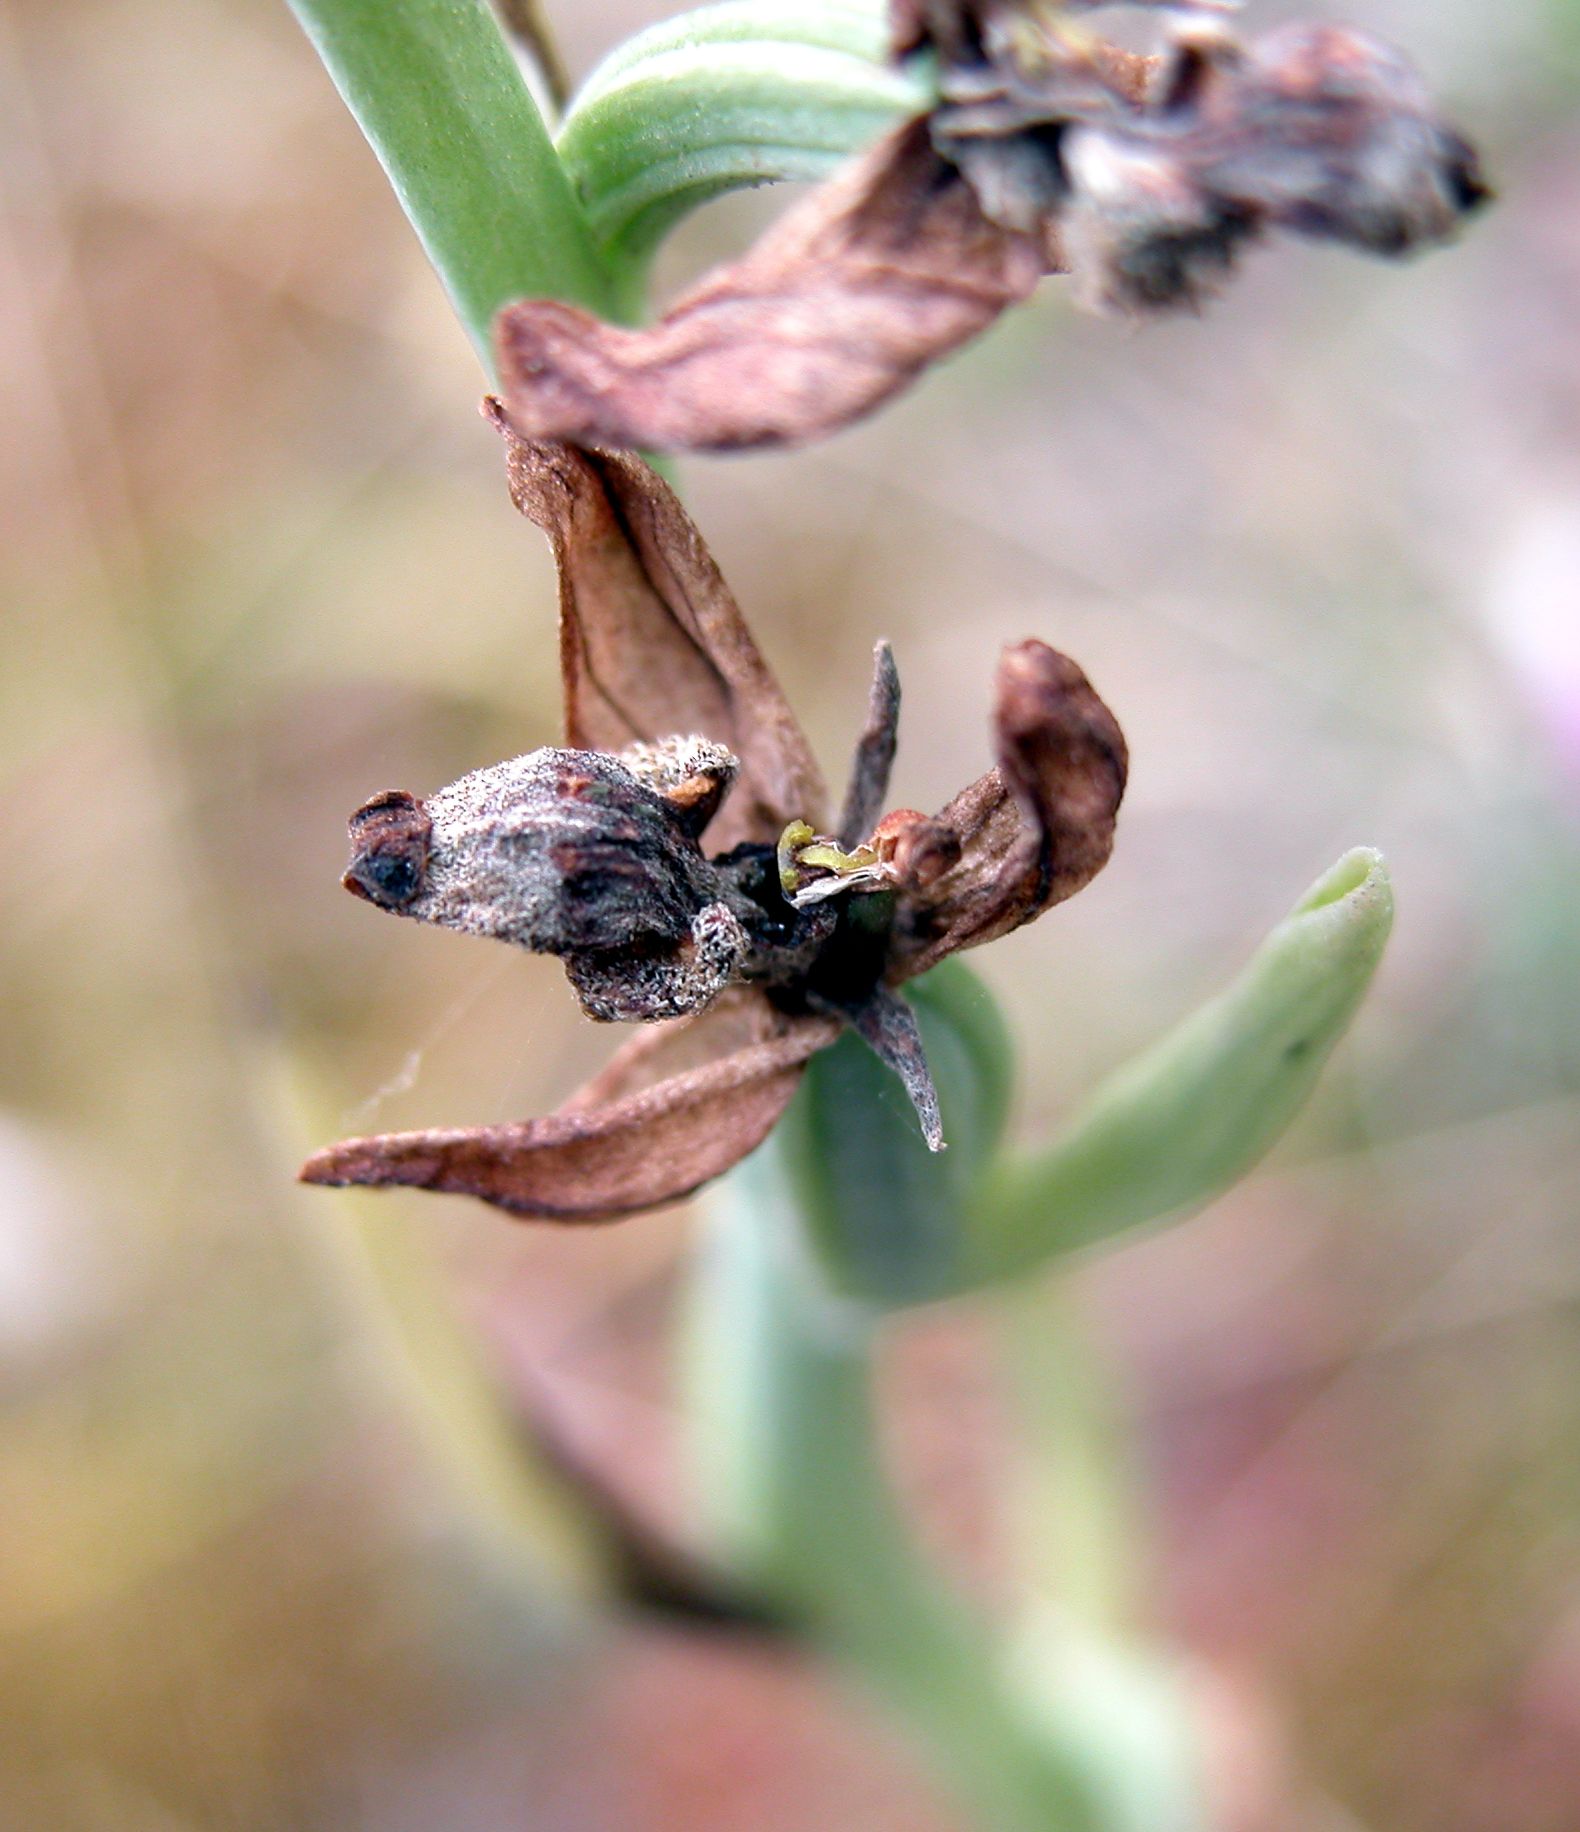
[494,0,1488,452]
[299,406,1126,1222]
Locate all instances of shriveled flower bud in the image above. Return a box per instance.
[1062,22,1491,312]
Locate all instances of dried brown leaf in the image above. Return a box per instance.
[494,120,1045,454]
[298,1008,838,1223]
[487,408,826,850]
[890,639,1127,979]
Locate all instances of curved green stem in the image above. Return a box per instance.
[557,0,927,272]
[287,0,619,361]
[687,1154,1104,1831]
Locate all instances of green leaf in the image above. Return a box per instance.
[967,847,1395,1287]
[287,0,618,363]
[774,958,1013,1310]
[557,0,928,272]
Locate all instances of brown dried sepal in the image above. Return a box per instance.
[494,120,1045,454]
[890,639,1127,980]
[488,410,826,850]
[299,1004,838,1222]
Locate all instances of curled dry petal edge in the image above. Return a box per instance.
[300,1006,839,1222]
[495,120,1045,452]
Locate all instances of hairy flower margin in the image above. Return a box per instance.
[495,0,1489,451]
[299,404,1125,1222]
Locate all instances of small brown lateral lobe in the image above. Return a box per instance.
[494,121,1045,454]
[341,789,432,909]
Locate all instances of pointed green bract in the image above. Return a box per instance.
[967,848,1394,1287]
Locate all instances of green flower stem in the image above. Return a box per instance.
[287,0,620,362]
[689,1152,1122,1832]
[1000,1282,1149,1637]
[687,975,1206,1829]
[992,1293,1204,1823]
[967,848,1395,1288]
[557,0,927,271]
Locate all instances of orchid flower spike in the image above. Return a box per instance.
[300,406,1126,1223]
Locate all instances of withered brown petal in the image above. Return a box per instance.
[298,1005,839,1224]
[890,639,1127,980]
[493,120,1045,454]
[486,407,826,851]
[1062,22,1489,314]
[1200,25,1490,255]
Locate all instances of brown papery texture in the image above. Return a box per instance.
[298,1008,837,1222]
[488,409,827,850]
[494,121,1044,454]
[891,640,1128,980]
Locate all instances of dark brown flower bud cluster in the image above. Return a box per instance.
[492,0,1488,452]
[301,411,1126,1219]
[1052,21,1490,313]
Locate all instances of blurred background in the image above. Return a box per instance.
[2,0,1578,1825]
